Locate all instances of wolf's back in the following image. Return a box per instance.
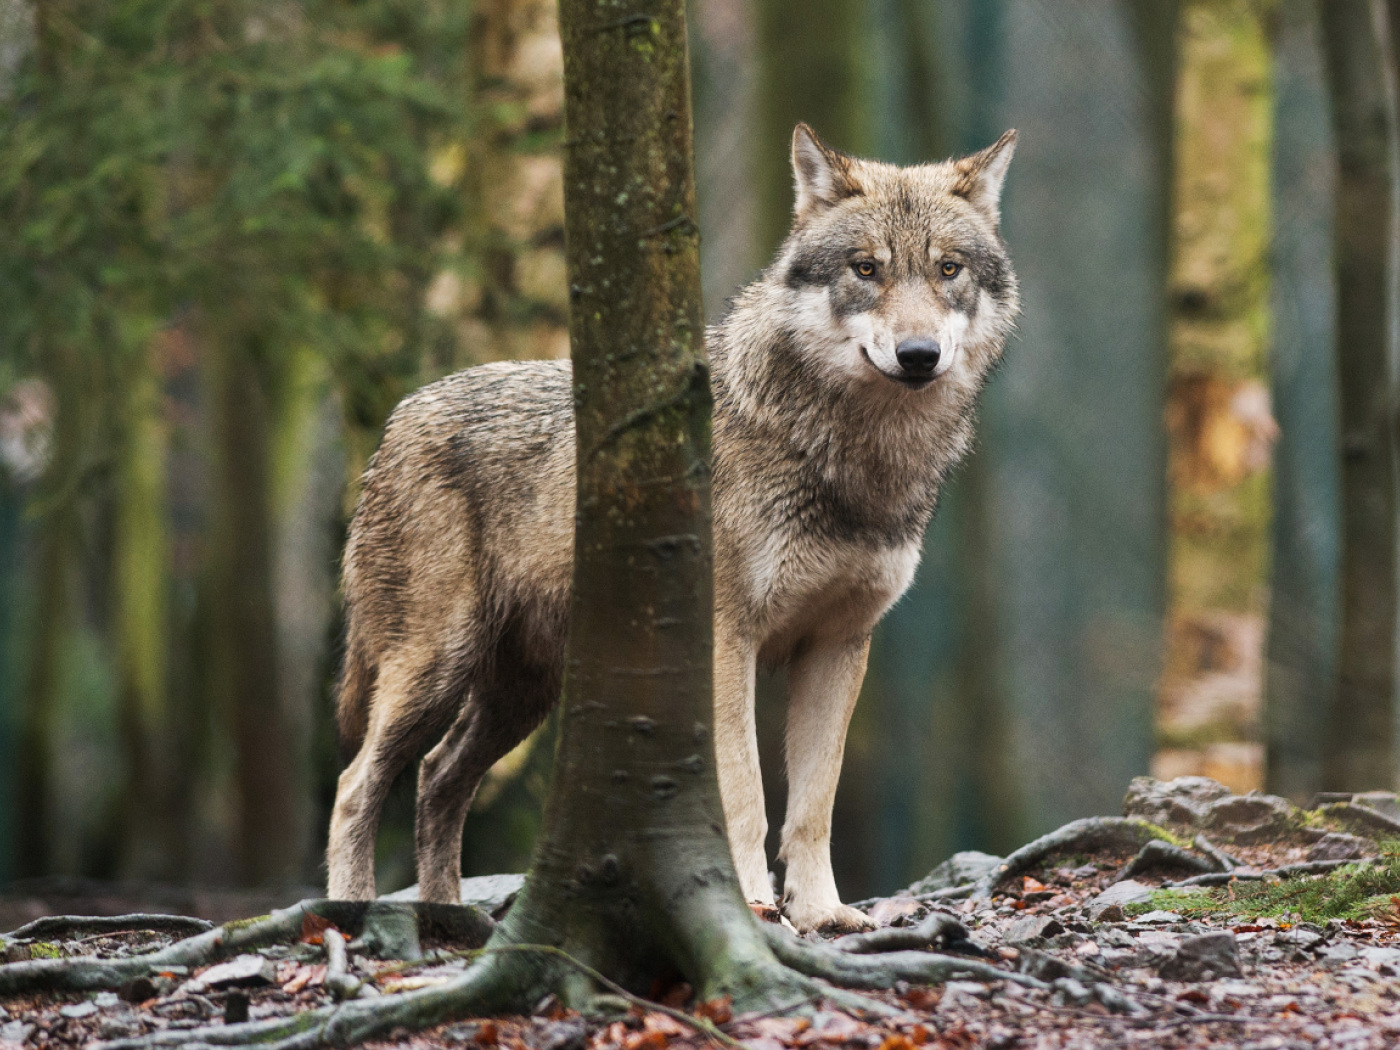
[336,360,577,756]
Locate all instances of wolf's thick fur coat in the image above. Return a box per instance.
[327,125,1020,932]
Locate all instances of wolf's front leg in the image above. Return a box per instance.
[713,631,773,906]
[779,635,875,933]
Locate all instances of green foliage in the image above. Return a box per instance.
[1132,844,1400,923]
[0,0,473,481]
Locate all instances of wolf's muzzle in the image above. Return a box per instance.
[895,338,941,380]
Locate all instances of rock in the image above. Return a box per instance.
[96,1016,143,1040]
[905,851,1003,896]
[197,954,278,989]
[867,897,923,926]
[1361,946,1400,975]
[1087,879,1154,920]
[1159,932,1243,981]
[93,992,120,1009]
[1004,915,1065,944]
[118,976,158,1003]
[59,1001,98,1019]
[1123,776,1233,826]
[354,902,423,961]
[1051,977,1093,1006]
[1306,832,1375,862]
[0,1021,34,1045]
[1351,791,1400,821]
[1318,942,1360,969]
[1200,792,1295,843]
[382,873,526,919]
[1132,910,1182,925]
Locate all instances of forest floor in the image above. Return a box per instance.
[4,777,1400,1050]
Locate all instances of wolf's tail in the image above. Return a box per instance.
[335,629,376,759]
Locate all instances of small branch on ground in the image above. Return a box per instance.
[1164,857,1380,888]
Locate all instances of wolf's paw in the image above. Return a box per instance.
[783,900,875,935]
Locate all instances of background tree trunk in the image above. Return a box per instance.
[1318,0,1400,791]
[1157,0,1275,792]
[206,336,303,886]
[1264,0,1342,801]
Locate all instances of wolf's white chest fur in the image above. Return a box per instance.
[743,523,921,658]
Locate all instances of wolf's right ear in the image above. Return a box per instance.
[952,129,1017,224]
[792,124,862,221]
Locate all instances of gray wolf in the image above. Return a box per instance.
[326,124,1019,933]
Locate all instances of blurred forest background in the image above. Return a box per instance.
[0,0,1397,905]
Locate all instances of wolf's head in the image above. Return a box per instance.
[771,124,1019,396]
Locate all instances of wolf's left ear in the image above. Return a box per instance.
[792,123,863,221]
[953,129,1017,224]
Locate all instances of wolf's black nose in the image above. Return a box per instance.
[895,338,941,376]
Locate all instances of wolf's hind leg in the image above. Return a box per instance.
[415,661,558,903]
[778,636,874,934]
[327,652,443,900]
[714,632,772,906]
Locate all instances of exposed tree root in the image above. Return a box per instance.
[97,949,541,1050]
[1193,835,1242,871]
[0,899,491,997]
[1165,857,1379,888]
[833,912,988,957]
[3,914,215,942]
[761,925,1046,992]
[1113,840,1220,883]
[970,818,1177,899]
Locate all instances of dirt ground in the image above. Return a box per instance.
[5,777,1400,1050]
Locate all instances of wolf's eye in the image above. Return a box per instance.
[852,260,877,279]
[940,261,963,278]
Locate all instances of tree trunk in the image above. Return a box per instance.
[1158,0,1275,792]
[206,335,303,885]
[1318,0,1400,791]
[1264,0,1343,801]
[114,333,179,879]
[484,0,799,1000]
[460,0,569,364]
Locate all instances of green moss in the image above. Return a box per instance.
[223,914,272,931]
[1126,845,1400,924]
[26,941,63,959]
[1130,820,1194,850]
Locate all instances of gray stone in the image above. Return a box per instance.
[1305,832,1374,862]
[1132,910,1182,925]
[1088,879,1154,919]
[197,954,278,989]
[382,873,525,919]
[1159,931,1243,981]
[1361,945,1400,974]
[0,1021,34,1044]
[1352,792,1400,821]
[59,1001,98,1019]
[96,1016,144,1041]
[1004,915,1065,944]
[1318,942,1360,969]
[1200,792,1295,843]
[905,851,1003,896]
[1123,776,1233,827]
[354,902,422,961]
[92,992,120,1009]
